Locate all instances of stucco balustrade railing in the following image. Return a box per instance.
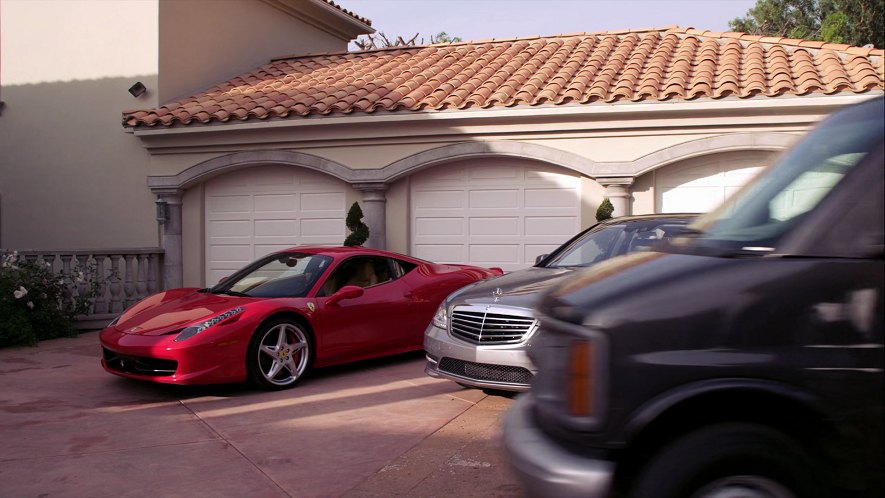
[14,248,164,330]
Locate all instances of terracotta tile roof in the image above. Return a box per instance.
[124,26,884,128]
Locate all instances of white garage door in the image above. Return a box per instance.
[411,161,581,271]
[656,151,773,213]
[205,165,347,284]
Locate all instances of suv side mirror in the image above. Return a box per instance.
[535,254,548,265]
[327,285,364,305]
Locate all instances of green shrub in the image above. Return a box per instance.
[0,251,103,347]
[343,202,370,246]
[596,197,614,221]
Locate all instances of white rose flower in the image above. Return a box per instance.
[13,286,28,299]
[27,301,34,309]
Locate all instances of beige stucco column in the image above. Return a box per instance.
[597,177,635,217]
[155,189,183,290]
[353,183,388,250]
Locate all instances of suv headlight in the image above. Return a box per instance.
[431,303,448,330]
[175,307,246,342]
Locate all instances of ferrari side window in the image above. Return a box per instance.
[323,257,394,295]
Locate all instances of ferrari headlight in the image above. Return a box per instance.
[431,303,448,330]
[174,307,246,342]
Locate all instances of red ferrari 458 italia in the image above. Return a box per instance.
[100,247,502,389]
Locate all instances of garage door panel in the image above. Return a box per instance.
[469,190,519,209]
[469,217,519,236]
[525,188,580,208]
[253,194,298,213]
[415,217,465,236]
[414,244,464,263]
[209,244,253,263]
[525,217,578,237]
[253,220,299,237]
[301,192,346,212]
[468,166,521,182]
[208,220,252,237]
[414,190,465,210]
[300,218,345,238]
[207,195,252,213]
[470,245,519,264]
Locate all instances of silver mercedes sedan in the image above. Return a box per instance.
[423,213,697,392]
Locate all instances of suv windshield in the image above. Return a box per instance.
[681,98,884,254]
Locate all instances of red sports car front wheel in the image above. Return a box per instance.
[247,319,313,390]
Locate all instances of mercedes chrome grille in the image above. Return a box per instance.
[450,306,537,345]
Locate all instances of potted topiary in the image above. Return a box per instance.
[596,197,614,221]
[343,202,370,246]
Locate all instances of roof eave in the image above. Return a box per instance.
[125,93,881,138]
[260,0,374,41]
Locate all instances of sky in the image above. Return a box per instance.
[336,0,760,47]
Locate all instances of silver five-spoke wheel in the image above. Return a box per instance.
[248,319,312,390]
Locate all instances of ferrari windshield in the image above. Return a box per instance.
[681,98,884,254]
[210,253,333,298]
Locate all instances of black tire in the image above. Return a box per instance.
[628,423,827,498]
[246,318,313,390]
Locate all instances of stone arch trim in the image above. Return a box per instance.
[146,150,364,192]
[379,141,598,182]
[590,132,799,178]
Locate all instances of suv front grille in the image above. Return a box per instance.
[438,357,533,385]
[450,306,537,345]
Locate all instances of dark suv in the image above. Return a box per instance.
[504,97,884,498]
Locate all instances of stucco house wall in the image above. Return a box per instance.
[0,0,369,251]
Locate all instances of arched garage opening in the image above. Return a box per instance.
[407,157,586,271]
[646,150,778,213]
[203,165,351,284]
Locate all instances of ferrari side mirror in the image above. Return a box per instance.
[327,285,364,305]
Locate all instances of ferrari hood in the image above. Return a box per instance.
[114,289,256,336]
[450,267,573,310]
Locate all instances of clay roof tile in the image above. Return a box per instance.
[123,27,885,128]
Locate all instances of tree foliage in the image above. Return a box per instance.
[354,31,463,50]
[596,198,614,222]
[729,0,883,48]
[343,202,370,246]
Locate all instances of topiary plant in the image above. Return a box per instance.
[343,202,370,246]
[596,197,614,221]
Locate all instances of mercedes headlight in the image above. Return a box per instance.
[431,303,448,330]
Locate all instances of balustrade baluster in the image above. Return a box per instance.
[109,255,124,313]
[124,255,137,307]
[93,256,109,314]
[136,254,149,300]
[59,254,74,311]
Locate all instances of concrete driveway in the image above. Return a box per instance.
[0,332,524,498]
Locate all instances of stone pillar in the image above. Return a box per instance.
[352,183,388,250]
[597,177,635,218]
[155,189,183,290]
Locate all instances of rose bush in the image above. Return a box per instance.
[0,251,104,347]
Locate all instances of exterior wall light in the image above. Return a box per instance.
[155,200,168,224]
[128,82,147,98]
